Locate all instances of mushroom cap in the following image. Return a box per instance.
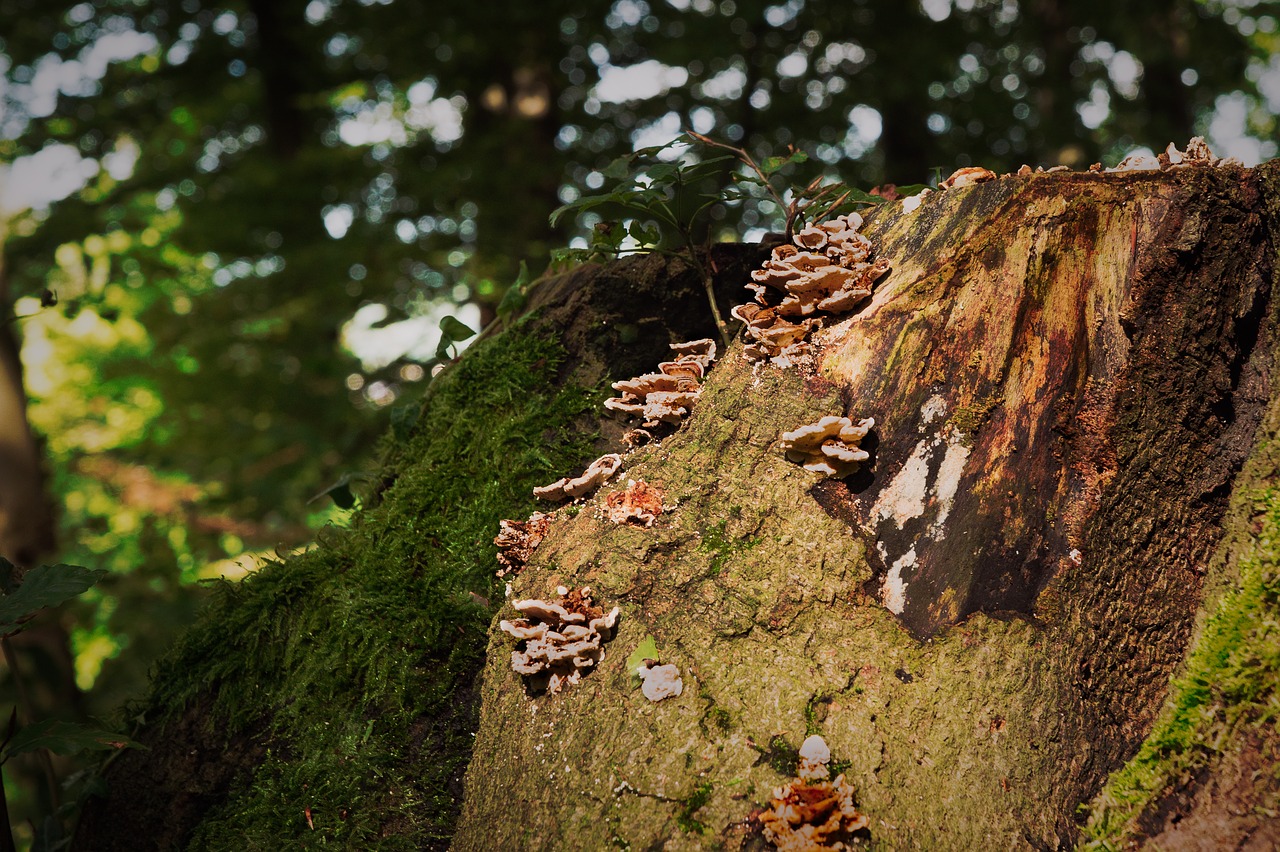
[512,598,575,623]
[817,212,862,234]
[942,166,997,188]
[499,618,548,640]
[638,662,684,702]
[780,416,875,478]
[799,734,831,765]
[792,225,828,250]
[589,605,621,634]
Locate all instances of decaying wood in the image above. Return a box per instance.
[455,163,1279,849]
[73,163,1280,850]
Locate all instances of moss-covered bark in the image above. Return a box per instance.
[72,248,768,850]
[74,163,1280,850]
[456,163,1280,850]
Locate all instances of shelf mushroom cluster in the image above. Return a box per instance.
[493,512,552,578]
[1108,136,1235,172]
[499,586,621,694]
[604,338,717,434]
[759,735,869,851]
[778,415,875,479]
[733,212,889,366]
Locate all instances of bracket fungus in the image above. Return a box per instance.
[779,416,875,478]
[940,166,996,189]
[735,213,889,365]
[493,512,551,578]
[499,585,621,695]
[1108,137,1238,173]
[604,339,717,430]
[603,479,665,526]
[533,453,623,502]
[636,661,683,702]
[759,734,869,852]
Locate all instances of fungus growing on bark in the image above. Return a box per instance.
[636,661,683,702]
[494,512,551,578]
[1109,138,1234,174]
[499,585,621,694]
[622,428,653,448]
[605,340,717,429]
[779,416,875,478]
[940,166,996,189]
[533,453,623,501]
[603,479,665,526]
[759,734,869,851]
[736,214,889,365]
[900,187,932,213]
[797,735,831,781]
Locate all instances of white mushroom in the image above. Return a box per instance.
[532,453,623,501]
[638,662,683,702]
[798,734,832,781]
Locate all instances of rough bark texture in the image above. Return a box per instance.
[455,163,1280,850]
[74,163,1280,850]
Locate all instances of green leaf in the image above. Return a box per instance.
[309,472,372,509]
[435,314,476,361]
[2,718,141,762]
[0,564,105,636]
[389,402,419,443]
[602,154,634,180]
[894,183,929,196]
[438,314,476,343]
[626,635,661,684]
[761,150,808,175]
[627,220,662,245]
[496,260,532,320]
[0,557,19,595]
[644,163,680,184]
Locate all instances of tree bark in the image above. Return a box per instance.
[456,163,1280,849]
[76,162,1280,850]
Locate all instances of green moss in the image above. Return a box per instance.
[951,393,999,433]
[1080,482,1280,848]
[699,516,757,577]
[676,782,713,833]
[764,735,800,777]
[143,322,604,848]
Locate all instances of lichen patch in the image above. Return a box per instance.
[930,438,971,536]
[880,546,915,615]
[871,438,932,529]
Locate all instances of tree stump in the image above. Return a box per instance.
[77,162,1280,850]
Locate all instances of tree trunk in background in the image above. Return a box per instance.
[0,255,55,568]
[76,162,1280,850]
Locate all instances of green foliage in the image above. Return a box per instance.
[139,324,602,847]
[1,719,138,762]
[625,635,661,685]
[0,563,105,637]
[1081,482,1280,847]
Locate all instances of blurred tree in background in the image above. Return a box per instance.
[0,0,1276,844]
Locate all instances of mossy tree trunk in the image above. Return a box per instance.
[78,163,1280,850]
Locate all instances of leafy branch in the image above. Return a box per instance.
[0,559,139,851]
[549,133,890,348]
